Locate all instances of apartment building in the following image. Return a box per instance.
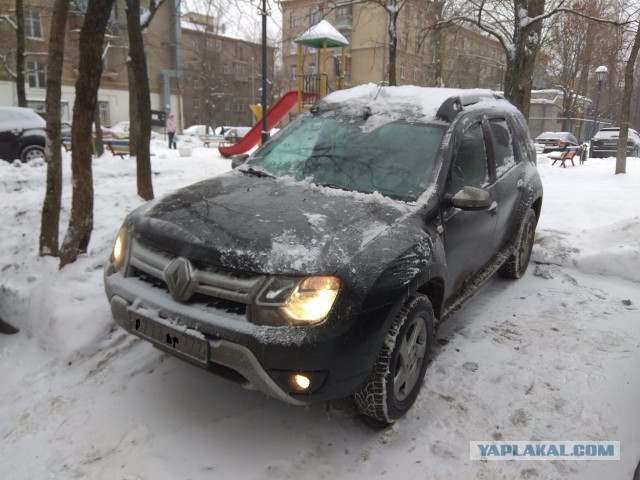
[0,0,182,127]
[181,12,274,129]
[281,0,505,93]
[0,2,272,131]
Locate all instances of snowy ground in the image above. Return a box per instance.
[1,138,639,480]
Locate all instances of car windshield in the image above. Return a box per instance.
[245,113,445,201]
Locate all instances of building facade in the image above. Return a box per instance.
[181,13,274,129]
[280,0,505,93]
[0,2,272,132]
[0,0,182,127]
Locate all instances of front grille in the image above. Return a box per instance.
[126,239,265,317]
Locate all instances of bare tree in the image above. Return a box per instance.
[0,0,31,106]
[444,0,630,118]
[59,0,116,267]
[615,20,640,174]
[39,0,70,257]
[125,0,167,201]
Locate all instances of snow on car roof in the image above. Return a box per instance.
[320,84,515,126]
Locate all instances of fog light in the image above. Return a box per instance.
[293,374,311,391]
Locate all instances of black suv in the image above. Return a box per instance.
[589,127,640,158]
[0,106,46,162]
[104,86,543,423]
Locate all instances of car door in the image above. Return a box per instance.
[486,117,524,252]
[442,120,498,297]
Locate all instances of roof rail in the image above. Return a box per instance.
[436,92,503,122]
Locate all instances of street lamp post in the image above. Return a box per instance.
[260,0,269,145]
[590,65,608,139]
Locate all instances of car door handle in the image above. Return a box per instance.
[488,201,498,215]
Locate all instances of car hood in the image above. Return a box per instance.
[127,171,431,276]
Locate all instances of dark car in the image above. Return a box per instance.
[589,127,640,158]
[104,86,543,424]
[0,106,46,162]
[534,131,579,153]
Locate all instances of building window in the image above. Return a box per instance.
[193,98,200,108]
[399,63,406,80]
[235,62,247,77]
[401,32,408,51]
[27,61,46,88]
[290,40,297,55]
[224,101,230,111]
[235,103,244,112]
[414,38,421,54]
[336,5,351,20]
[235,45,244,59]
[309,6,320,26]
[25,10,42,39]
[291,64,297,81]
[290,11,297,28]
[223,65,230,75]
[413,66,420,82]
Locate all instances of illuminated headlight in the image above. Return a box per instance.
[255,276,341,325]
[111,224,130,272]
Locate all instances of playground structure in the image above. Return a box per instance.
[219,20,349,157]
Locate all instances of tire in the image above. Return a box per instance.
[354,294,434,424]
[499,208,537,279]
[20,145,46,162]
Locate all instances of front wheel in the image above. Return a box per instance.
[499,208,537,279]
[354,294,434,424]
[20,145,46,162]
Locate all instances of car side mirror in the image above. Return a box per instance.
[451,186,492,210]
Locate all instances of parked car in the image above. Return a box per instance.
[223,126,251,143]
[104,86,543,424]
[589,127,640,158]
[182,125,215,137]
[0,106,46,162]
[534,131,579,153]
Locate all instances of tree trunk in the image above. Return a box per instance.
[387,9,398,86]
[59,0,115,268]
[127,63,139,155]
[126,0,154,201]
[39,0,69,257]
[615,22,640,175]
[94,107,104,156]
[15,0,27,106]
[503,0,544,119]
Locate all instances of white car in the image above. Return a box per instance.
[182,125,215,137]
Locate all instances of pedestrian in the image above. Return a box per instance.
[166,113,177,149]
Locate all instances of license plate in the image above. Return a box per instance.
[130,312,209,365]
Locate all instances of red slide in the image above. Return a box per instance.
[219,91,316,157]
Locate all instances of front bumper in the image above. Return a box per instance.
[104,267,378,405]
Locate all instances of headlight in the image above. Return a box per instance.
[111,224,129,272]
[255,276,341,326]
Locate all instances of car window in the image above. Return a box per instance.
[488,119,516,177]
[448,122,488,194]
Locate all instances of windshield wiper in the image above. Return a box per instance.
[239,167,275,178]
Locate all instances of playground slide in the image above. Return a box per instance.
[219,91,316,157]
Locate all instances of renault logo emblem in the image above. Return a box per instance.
[164,257,194,301]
